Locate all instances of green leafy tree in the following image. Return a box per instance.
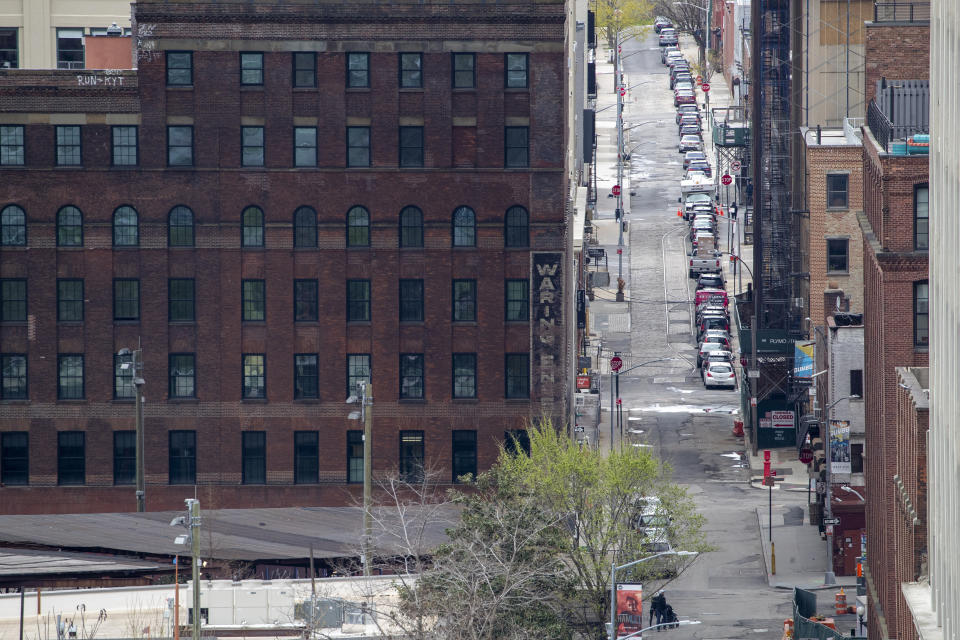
[595,0,655,49]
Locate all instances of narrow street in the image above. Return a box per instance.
[591,31,815,639]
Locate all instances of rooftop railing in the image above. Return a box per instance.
[873,1,930,22]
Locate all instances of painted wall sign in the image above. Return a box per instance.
[532,252,564,412]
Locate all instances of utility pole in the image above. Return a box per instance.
[134,342,145,513]
[615,25,625,299]
[361,381,373,577]
[186,499,202,640]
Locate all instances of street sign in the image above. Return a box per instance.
[799,447,814,464]
[612,184,621,196]
[577,374,591,389]
[824,517,841,525]
[696,75,703,85]
[610,356,623,372]
[721,174,733,186]
[731,160,742,172]
[816,481,826,495]
[701,82,711,92]
[747,369,760,378]
[574,426,585,433]
[620,86,626,97]
[587,247,605,258]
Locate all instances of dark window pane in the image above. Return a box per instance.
[1,354,27,400]
[452,53,475,89]
[167,126,193,166]
[294,206,317,247]
[399,53,422,88]
[347,127,370,167]
[505,353,530,398]
[0,205,25,245]
[113,279,140,321]
[113,431,136,485]
[347,53,369,88]
[399,206,423,248]
[347,430,364,483]
[915,185,929,250]
[240,52,263,85]
[399,430,424,482]
[453,353,476,398]
[505,205,529,247]
[452,430,477,482]
[169,353,196,398]
[242,126,265,167]
[294,127,317,167]
[1,432,28,485]
[56,28,84,69]
[242,206,264,247]
[56,125,81,165]
[0,279,26,321]
[399,126,423,167]
[57,206,83,246]
[57,431,85,485]
[347,280,371,321]
[58,355,84,399]
[112,125,138,166]
[169,430,196,484]
[294,279,318,321]
[505,53,528,88]
[0,29,19,69]
[293,52,316,87]
[850,369,863,398]
[242,280,265,321]
[505,126,529,168]
[453,280,477,322]
[114,354,135,399]
[347,206,370,247]
[57,279,84,322]
[504,429,531,456]
[915,282,929,346]
[242,431,266,484]
[169,206,194,247]
[452,206,475,247]
[167,52,193,86]
[826,174,849,208]
[347,354,371,397]
[505,279,529,321]
[243,354,266,398]
[400,354,424,399]
[294,354,319,399]
[113,206,139,246]
[0,125,24,166]
[294,431,319,484]
[169,278,195,322]
[399,279,424,322]
[826,239,848,272]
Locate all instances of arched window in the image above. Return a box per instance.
[347,205,370,247]
[293,206,317,248]
[452,206,475,247]
[57,206,83,247]
[113,206,139,246]
[0,205,26,246]
[168,205,194,247]
[504,205,529,248]
[399,206,423,248]
[242,206,264,247]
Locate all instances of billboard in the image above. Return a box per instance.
[794,341,814,379]
[615,583,643,638]
[830,420,851,475]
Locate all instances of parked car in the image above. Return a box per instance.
[697,273,725,290]
[677,104,700,123]
[666,52,686,68]
[699,333,731,351]
[683,150,707,169]
[679,134,703,153]
[678,116,701,134]
[695,288,728,307]
[659,28,678,46]
[675,91,696,106]
[688,160,712,177]
[702,361,737,389]
[661,45,680,64]
[655,16,674,33]
[670,64,691,80]
[688,249,722,278]
[671,73,693,89]
[697,342,728,368]
[674,83,695,97]
[697,315,731,340]
[679,123,702,138]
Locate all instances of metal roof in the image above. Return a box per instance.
[0,547,168,579]
[0,507,454,562]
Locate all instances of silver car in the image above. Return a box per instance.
[679,134,703,152]
[702,361,737,389]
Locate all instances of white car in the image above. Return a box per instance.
[679,135,703,153]
[697,341,728,367]
[703,361,737,389]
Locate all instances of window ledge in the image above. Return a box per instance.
[345,87,371,92]
[57,399,88,404]
[826,207,850,212]
[55,246,84,250]
[0,321,28,326]
[452,398,479,403]
[826,270,850,276]
[112,398,135,404]
[398,87,424,93]
[169,397,199,403]
[114,320,141,325]
[504,397,531,402]
[239,85,264,90]
[505,320,531,324]
[166,86,194,90]
[914,345,929,354]
[347,321,372,326]
[453,321,478,326]
[241,398,268,403]
[504,87,530,93]
[294,398,321,403]
[242,320,267,324]
[168,321,197,326]
[295,320,320,325]
[452,87,477,93]
[55,166,84,170]
[398,398,426,403]
[0,399,29,405]
[292,87,318,92]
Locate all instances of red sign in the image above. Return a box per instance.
[612,185,621,196]
[799,447,814,464]
[620,87,626,97]
[577,375,591,390]
[610,356,623,372]
[615,584,643,638]
[701,82,711,92]
[696,75,703,85]
[763,450,771,478]
[721,174,733,185]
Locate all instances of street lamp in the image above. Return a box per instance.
[728,254,758,456]
[610,358,678,451]
[347,381,374,576]
[841,485,865,502]
[609,550,699,639]
[117,344,145,512]
[822,394,859,585]
[170,499,202,640]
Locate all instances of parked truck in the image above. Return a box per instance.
[679,174,717,220]
[688,236,722,278]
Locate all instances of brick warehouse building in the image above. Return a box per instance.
[0,0,571,514]
[859,12,929,640]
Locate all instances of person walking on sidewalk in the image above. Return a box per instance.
[650,591,666,629]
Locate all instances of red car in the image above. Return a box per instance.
[675,91,696,106]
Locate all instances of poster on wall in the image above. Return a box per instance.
[615,583,644,638]
[830,420,851,475]
[793,341,814,380]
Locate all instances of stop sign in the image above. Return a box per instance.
[721,174,733,185]
[799,447,814,464]
[612,185,621,196]
[610,356,623,372]
[701,82,711,92]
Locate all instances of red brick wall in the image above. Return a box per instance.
[864,24,930,105]
[0,0,567,514]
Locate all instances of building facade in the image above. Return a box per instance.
[0,0,133,69]
[859,11,929,638]
[0,0,570,514]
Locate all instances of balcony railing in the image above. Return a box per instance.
[873,2,930,22]
[866,101,893,151]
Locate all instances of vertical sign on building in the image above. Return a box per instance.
[532,253,564,414]
[830,419,851,475]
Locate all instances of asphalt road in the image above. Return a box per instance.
[608,32,800,640]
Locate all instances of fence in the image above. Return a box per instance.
[866,79,929,151]
[793,587,866,640]
[873,2,930,22]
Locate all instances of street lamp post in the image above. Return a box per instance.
[729,255,758,455]
[610,358,678,451]
[609,550,698,639]
[347,381,374,576]
[118,344,146,512]
[822,394,859,585]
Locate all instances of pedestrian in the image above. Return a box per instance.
[650,591,666,629]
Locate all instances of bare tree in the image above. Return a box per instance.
[654,0,711,78]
